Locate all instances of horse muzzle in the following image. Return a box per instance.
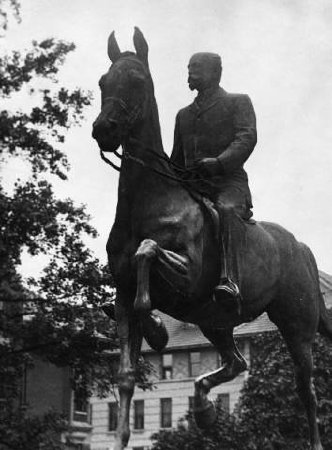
[92,117,122,153]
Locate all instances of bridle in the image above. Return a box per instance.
[102,96,144,128]
[98,94,145,172]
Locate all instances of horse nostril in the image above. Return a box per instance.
[107,119,118,132]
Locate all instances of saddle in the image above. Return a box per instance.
[189,190,256,245]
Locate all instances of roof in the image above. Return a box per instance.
[142,270,332,353]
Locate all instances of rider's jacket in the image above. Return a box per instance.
[171,87,257,196]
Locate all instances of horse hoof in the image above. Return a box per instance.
[194,400,217,429]
[194,376,211,395]
[141,313,168,352]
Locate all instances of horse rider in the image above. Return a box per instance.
[171,52,257,307]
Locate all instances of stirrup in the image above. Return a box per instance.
[215,278,240,296]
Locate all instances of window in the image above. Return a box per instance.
[217,393,230,413]
[161,354,173,380]
[189,351,200,377]
[134,400,144,430]
[160,398,172,428]
[73,390,89,422]
[108,402,118,431]
[133,447,145,450]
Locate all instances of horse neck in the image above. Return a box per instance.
[121,87,174,185]
[141,89,164,156]
[117,80,189,210]
[128,82,166,160]
[131,109,164,161]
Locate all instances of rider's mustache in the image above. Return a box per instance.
[188,74,202,89]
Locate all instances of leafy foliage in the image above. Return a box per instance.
[0,410,67,450]
[0,0,20,33]
[0,37,91,178]
[151,401,242,450]
[236,332,332,449]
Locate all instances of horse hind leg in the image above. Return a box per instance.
[281,331,323,450]
[194,327,247,429]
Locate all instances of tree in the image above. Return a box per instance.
[0,410,68,450]
[151,332,332,450]
[0,4,153,448]
[0,0,20,34]
[235,332,332,450]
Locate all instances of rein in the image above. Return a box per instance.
[122,149,187,184]
[99,138,220,190]
[99,149,121,171]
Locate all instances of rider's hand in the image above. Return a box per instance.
[195,158,222,177]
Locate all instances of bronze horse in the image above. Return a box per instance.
[92,28,332,450]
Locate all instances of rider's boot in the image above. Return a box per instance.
[212,195,250,316]
[213,233,242,315]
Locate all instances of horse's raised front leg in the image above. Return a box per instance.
[113,297,142,450]
[134,238,189,312]
[194,327,247,429]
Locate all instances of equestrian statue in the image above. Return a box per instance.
[92,28,332,450]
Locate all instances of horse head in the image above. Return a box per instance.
[92,27,152,153]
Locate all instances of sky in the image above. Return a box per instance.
[3,0,332,274]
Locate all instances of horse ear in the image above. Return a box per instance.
[108,31,121,62]
[133,26,149,64]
